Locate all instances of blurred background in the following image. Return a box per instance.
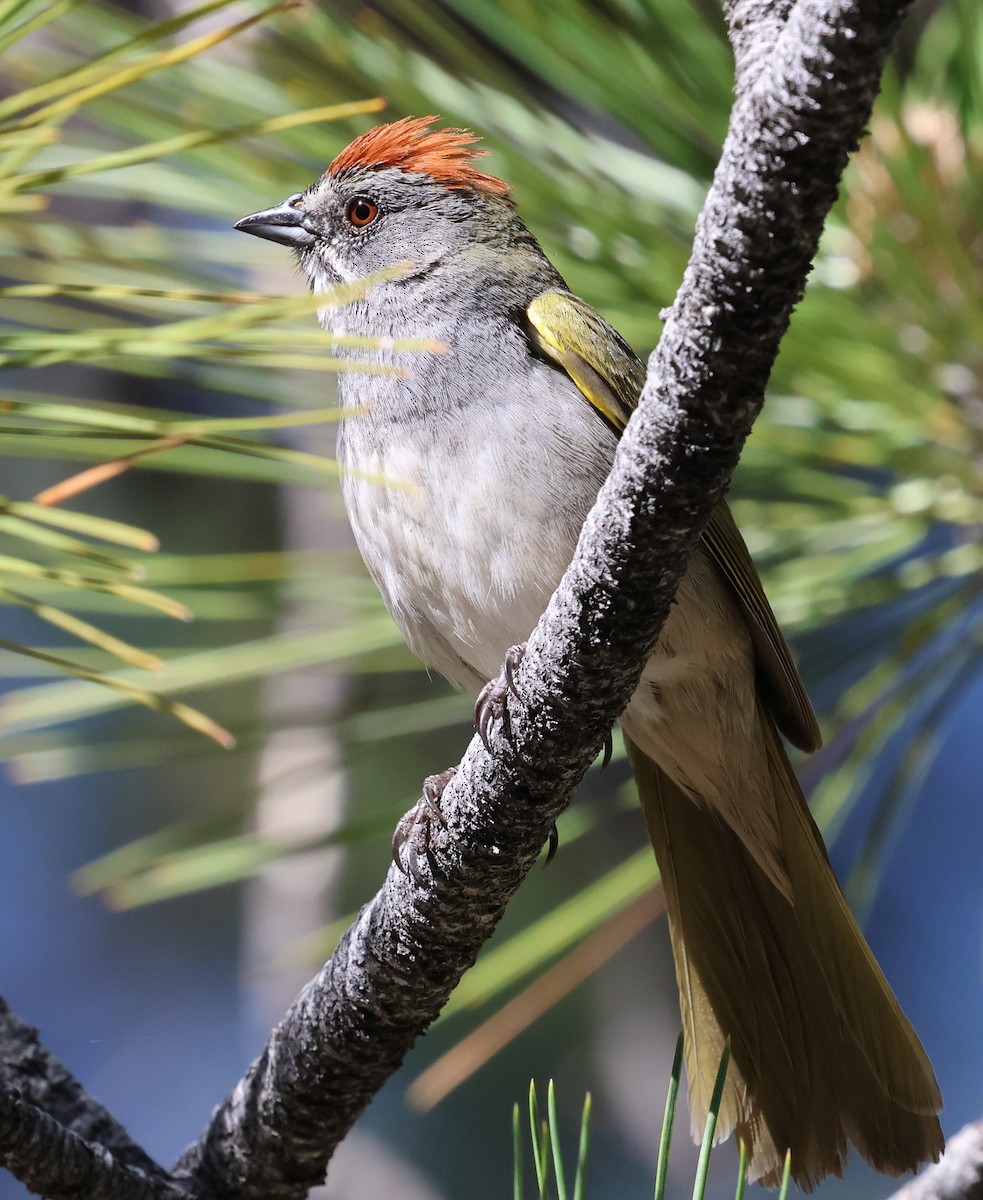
[1,0,981,1197]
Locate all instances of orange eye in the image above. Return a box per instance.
[347,197,379,227]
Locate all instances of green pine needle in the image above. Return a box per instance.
[572,1093,592,1200]
[515,1056,750,1200]
[0,637,233,747]
[777,1149,792,1200]
[528,1082,548,1199]
[548,1080,567,1200]
[654,1031,684,1200]
[692,1043,732,1200]
[734,1140,748,1200]
[0,498,159,550]
[513,1103,523,1200]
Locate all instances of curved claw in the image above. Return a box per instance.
[392,810,422,877]
[600,730,614,770]
[473,684,489,750]
[474,644,527,753]
[421,773,446,817]
[543,821,559,868]
[392,827,407,872]
[391,768,455,879]
[474,678,506,752]
[406,839,430,886]
[503,643,526,702]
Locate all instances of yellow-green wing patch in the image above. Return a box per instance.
[527,290,819,754]
[526,290,644,433]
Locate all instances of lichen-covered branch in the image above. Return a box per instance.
[174,4,915,1199]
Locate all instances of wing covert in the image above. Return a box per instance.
[525,289,820,753]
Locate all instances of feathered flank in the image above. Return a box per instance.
[328,116,511,197]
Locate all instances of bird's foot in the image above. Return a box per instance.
[474,643,526,751]
[473,645,557,865]
[392,768,456,883]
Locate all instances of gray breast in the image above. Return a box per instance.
[336,340,618,690]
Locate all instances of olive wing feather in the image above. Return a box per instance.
[525,289,820,753]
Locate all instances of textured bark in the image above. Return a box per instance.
[172,3,915,1199]
[0,1082,186,1200]
[0,996,164,1179]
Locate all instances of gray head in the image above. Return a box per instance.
[235,116,538,294]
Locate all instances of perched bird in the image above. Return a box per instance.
[236,117,943,1188]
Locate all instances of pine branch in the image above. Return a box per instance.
[173,4,916,1199]
[0,994,168,1179]
[0,1082,187,1200]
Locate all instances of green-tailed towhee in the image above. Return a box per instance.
[236,116,943,1188]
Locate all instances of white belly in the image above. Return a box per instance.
[338,373,615,691]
